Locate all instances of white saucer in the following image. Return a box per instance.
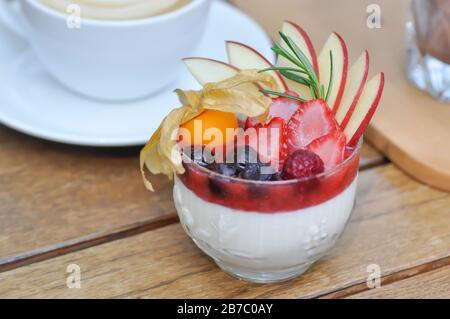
[0,1,273,147]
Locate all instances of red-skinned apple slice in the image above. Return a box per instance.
[318,32,348,113]
[335,50,370,128]
[183,57,261,125]
[281,21,320,75]
[276,21,319,99]
[344,73,385,147]
[226,41,288,92]
[183,57,240,85]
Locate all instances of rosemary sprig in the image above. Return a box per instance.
[260,66,308,75]
[278,70,311,86]
[271,45,304,69]
[259,89,307,103]
[309,85,317,99]
[278,32,320,89]
[259,32,333,104]
[262,66,312,86]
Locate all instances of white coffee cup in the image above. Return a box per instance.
[0,0,211,101]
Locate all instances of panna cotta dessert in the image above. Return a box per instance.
[173,141,361,283]
[140,21,384,283]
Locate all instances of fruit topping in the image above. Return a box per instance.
[239,163,270,181]
[244,117,286,169]
[276,21,319,100]
[244,91,300,128]
[318,32,348,113]
[335,50,370,128]
[306,130,346,169]
[233,146,274,181]
[180,109,238,147]
[282,149,325,180]
[141,21,385,193]
[226,41,288,92]
[244,117,257,129]
[267,92,302,121]
[185,145,210,167]
[284,99,338,154]
[270,172,284,181]
[183,57,262,92]
[208,163,238,177]
[233,145,259,169]
[183,58,240,85]
[343,72,385,147]
[202,146,275,181]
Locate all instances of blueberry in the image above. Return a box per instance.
[185,145,203,161]
[259,172,274,182]
[240,163,262,180]
[259,163,277,180]
[270,172,283,181]
[202,151,216,165]
[202,145,282,181]
[184,145,213,167]
[208,163,237,177]
[233,146,259,166]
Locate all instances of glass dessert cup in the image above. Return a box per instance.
[173,139,362,284]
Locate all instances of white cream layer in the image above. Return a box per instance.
[173,175,358,271]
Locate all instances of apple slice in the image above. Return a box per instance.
[226,41,288,92]
[280,21,320,75]
[276,21,319,99]
[318,33,348,113]
[344,73,385,147]
[335,50,370,128]
[183,57,239,85]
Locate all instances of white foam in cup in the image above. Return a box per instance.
[0,0,211,101]
[40,0,192,20]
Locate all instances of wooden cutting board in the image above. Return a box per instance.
[231,0,450,191]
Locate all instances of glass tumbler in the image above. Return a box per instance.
[407,0,450,102]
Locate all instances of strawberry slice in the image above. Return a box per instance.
[306,130,346,169]
[267,91,302,122]
[244,116,260,129]
[244,117,286,169]
[245,91,301,129]
[284,99,339,155]
[268,97,301,122]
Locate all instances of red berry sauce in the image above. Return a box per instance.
[178,141,361,213]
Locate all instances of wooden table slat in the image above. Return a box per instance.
[0,164,448,298]
[0,127,174,264]
[347,266,450,299]
[359,140,386,169]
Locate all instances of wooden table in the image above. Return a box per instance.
[0,2,449,299]
[1,123,449,299]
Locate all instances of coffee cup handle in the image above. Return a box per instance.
[0,0,27,39]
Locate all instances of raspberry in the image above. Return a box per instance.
[282,149,325,180]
